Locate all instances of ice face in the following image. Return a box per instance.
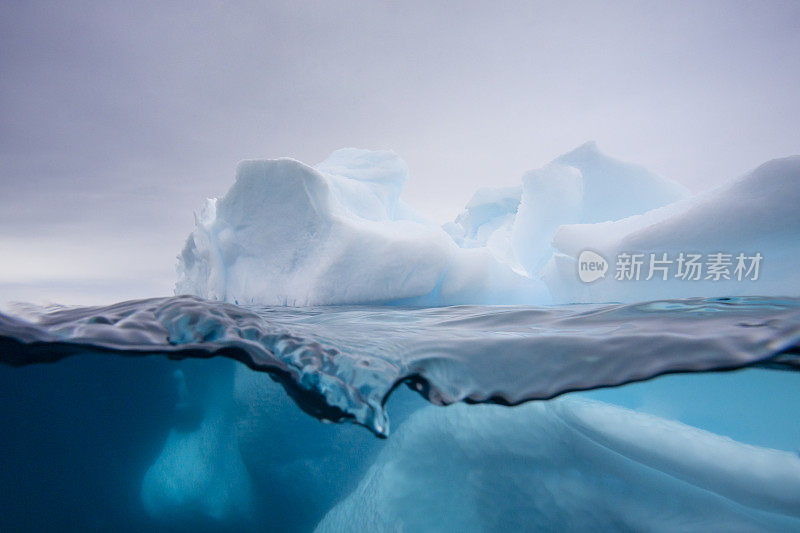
[511,162,584,274]
[176,149,544,306]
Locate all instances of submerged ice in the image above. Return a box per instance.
[136,359,800,531]
[2,293,800,529]
[318,398,800,532]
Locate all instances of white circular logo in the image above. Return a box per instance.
[577,250,608,283]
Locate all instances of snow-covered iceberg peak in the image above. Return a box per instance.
[553,141,689,223]
[176,149,545,306]
[446,141,689,277]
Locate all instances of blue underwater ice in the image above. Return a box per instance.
[1,296,799,531]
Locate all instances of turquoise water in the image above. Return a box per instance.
[1,296,799,531]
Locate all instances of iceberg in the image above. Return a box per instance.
[177,143,693,306]
[173,141,800,308]
[444,141,689,278]
[544,156,800,303]
[512,142,688,275]
[3,138,800,530]
[551,141,689,224]
[317,398,800,532]
[443,185,524,273]
[139,358,420,529]
[141,364,254,524]
[176,149,545,306]
[140,371,800,531]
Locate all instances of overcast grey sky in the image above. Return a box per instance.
[1,0,799,304]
